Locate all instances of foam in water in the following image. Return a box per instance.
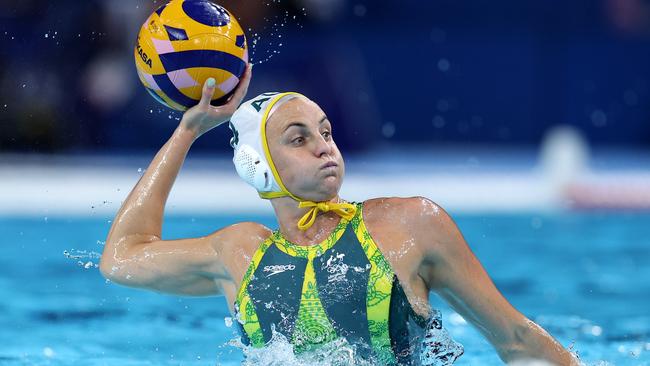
[228,324,377,366]
[228,309,464,366]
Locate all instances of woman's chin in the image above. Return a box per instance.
[298,185,340,202]
[322,176,341,190]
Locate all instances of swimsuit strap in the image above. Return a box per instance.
[234,234,274,347]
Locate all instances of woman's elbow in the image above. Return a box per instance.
[98,256,147,288]
[99,260,132,285]
[498,318,580,366]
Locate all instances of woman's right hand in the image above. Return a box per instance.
[179,63,252,140]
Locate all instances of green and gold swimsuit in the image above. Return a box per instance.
[234,201,464,365]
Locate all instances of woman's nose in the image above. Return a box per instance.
[314,134,333,157]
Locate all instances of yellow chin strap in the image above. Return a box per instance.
[260,190,357,231]
[296,201,357,231]
[257,92,357,231]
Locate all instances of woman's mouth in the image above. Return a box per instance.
[320,161,338,169]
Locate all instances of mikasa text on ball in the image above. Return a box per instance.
[134,0,248,111]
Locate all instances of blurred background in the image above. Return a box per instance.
[1,0,649,153]
[1,0,650,365]
[2,0,650,213]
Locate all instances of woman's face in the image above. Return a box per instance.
[265,97,345,202]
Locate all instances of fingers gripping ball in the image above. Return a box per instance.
[134,0,248,111]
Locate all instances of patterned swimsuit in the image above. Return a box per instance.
[233,201,464,365]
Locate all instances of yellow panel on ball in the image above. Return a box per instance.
[133,0,248,111]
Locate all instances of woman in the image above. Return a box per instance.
[99,63,579,365]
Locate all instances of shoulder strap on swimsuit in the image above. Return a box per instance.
[234,234,275,347]
[350,201,398,364]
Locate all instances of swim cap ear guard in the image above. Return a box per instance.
[229,92,357,231]
[232,143,273,191]
[229,92,293,195]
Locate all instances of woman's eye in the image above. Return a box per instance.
[322,131,331,138]
[292,137,304,145]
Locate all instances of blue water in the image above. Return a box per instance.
[1,212,649,365]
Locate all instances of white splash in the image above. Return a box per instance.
[63,249,102,269]
[229,325,376,366]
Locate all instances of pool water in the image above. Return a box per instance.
[1,211,649,365]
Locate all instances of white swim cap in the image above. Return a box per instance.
[229,92,302,198]
[229,92,357,230]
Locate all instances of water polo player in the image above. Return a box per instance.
[99,64,579,365]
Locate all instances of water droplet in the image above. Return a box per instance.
[353,4,367,17]
[436,99,449,112]
[590,325,602,336]
[623,90,638,106]
[43,347,55,358]
[382,122,395,138]
[432,115,445,128]
[437,58,450,72]
[591,109,607,127]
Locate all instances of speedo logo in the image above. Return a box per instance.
[263,264,296,277]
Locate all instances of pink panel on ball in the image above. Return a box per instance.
[151,38,175,54]
[140,70,160,91]
[217,75,239,94]
[168,69,199,89]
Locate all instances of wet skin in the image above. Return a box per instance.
[99,69,579,365]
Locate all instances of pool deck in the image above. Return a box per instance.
[1,146,649,216]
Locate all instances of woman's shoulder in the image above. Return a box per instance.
[360,196,456,248]
[215,221,274,257]
[361,196,448,222]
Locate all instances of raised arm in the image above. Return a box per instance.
[99,64,255,296]
[411,197,580,365]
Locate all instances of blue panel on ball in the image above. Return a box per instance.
[182,0,230,27]
[235,34,245,48]
[159,50,245,76]
[152,73,198,109]
[164,25,189,41]
[145,87,169,107]
[154,4,167,16]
